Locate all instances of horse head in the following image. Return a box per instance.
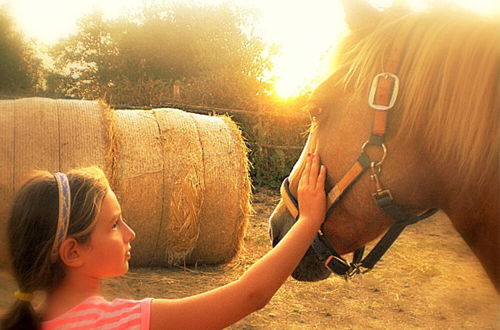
[269,0,499,288]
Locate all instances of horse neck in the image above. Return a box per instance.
[438,169,500,289]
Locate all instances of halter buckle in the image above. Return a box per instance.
[345,263,369,279]
[324,256,369,280]
[368,72,400,111]
[324,255,350,276]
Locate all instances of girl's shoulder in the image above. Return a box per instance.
[42,295,153,330]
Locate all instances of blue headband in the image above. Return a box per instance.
[50,172,71,262]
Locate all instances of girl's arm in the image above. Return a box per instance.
[150,153,327,330]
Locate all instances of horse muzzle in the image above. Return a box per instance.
[269,201,294,248]
[269,201,331,281]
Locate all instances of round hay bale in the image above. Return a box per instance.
[112,110,165,266]
[0,98,109,265]
[184,115,251,265]
[0,98,251,267]
[114,108,251,266]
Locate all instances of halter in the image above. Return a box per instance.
[280,30,438,279]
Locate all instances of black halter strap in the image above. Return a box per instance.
[281,178,438,278]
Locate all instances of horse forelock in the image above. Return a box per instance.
[321,7,499,199]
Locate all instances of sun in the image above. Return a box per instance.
[274,78,304,99]
[255,0,346,99]
[272,55,329,99]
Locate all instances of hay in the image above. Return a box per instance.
[0,98,251,267]
[0,98,108,265]
[100,99,119,186]
[58,99,108,173]
[0,100,15,265]
[112,110,163,266]
[152,109,204,265]
[184,115,251,264]
[114,108,251,266]
[113,108,204,266]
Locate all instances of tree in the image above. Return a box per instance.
[49,3,273,108]
[50,11,119,99]
[0,7,42,94]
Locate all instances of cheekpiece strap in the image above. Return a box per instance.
[326,152,371,215]
[50,172,71,262]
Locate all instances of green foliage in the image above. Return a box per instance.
[0,8,43,94]
[250,147,301,188]
[229,97,310,187]
[49,11,119,99]
[48,3,272,110]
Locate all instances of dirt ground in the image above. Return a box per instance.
[1,187,498,329]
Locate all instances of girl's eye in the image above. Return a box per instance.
[112,220,119,229]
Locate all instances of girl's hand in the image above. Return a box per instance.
[297,153,327,226]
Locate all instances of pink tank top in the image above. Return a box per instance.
[42,296,152,330]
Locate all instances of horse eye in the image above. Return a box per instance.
[308,105,329,123]
[309,106,323,117]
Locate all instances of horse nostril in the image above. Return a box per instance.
[272,236,281,248]
[269,225,281,248]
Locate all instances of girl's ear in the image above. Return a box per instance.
[59,238,84,268]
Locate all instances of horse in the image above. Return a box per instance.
[269,0,500,291]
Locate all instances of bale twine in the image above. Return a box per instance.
[114,108,251,266]
[0,98,251,267]
[0,98,110,265]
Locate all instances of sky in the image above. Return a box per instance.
[1,0,499,97]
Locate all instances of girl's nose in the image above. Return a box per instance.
[124,221,136,242]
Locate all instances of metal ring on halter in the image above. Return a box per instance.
[361,141,387,167]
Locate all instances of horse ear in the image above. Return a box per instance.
[341,0,380,31]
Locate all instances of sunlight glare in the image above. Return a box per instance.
[0,0,140,44]
[254,0,346,98]
[1,0,499,98]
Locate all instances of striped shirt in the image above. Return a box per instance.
[42,296,152,330]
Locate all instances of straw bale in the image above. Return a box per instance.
[0,100,15,265]
[152,109,205,265]
[113,110,164,266]
[113,108,250,266]
[0,98,108,265]
[100,100,119,186]
[0,98,251,267]
[58,99,108,172]
[184,114,251,264]
[13,98,59,190]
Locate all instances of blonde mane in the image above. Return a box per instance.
[331,7,499,193]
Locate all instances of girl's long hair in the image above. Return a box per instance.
[1,167,109,330]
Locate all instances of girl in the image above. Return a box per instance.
[2,153,326,330]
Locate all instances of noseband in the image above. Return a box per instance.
[280,30,438,279]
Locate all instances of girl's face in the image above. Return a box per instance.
[80,188,136,278]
